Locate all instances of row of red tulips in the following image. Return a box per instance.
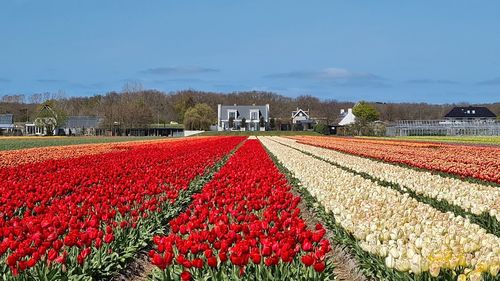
[0,137,174,168]
[1,139,190,220]
[0,136,245,279]
[149,140,334,280]
[291,136,500,184]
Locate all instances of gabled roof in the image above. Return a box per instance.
[331,111,348,126]
[219,105,269,120]
[444,106,496,118]
[292,108,309,119]
[36,104,58,120]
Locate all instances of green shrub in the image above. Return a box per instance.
[314,123,330,135]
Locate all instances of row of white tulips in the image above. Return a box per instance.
[259,137,499,279]
[272,136,500,221]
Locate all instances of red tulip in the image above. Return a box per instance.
[152,253,166,270]
[250,252,261,264]
[47,249,58,261]
[6,254,18,267]
[313,261,326,272]
[207,256,217,267]
[104,233,114,244]
[192,258,203,269]
[301,240,313,252]
[219,252,228,263]
[180,271,191,281]
[301,254,314,266]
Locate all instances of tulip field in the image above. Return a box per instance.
[1,136,499,281]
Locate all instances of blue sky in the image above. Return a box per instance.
[1,1,499,103]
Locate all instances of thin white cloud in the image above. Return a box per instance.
[264,67,387,88]
[36,79,67,83]
[140,66,219,75]
[406,79,458,85]
[264,67,381,80]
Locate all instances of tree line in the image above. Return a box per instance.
[1,89,499,130]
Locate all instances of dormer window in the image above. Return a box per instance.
[250,110,259,120]
[228,110,237,120]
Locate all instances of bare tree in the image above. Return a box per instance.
[122,81,144,93]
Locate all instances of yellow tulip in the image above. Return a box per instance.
[429,263,441,277]
[468,270,482,281]
[490,264,499,277]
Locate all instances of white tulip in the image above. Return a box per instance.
[268,136,500,220]
[259,137,500,277]
[385,255,395,268]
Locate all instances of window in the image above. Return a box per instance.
[228,110,236,119]
[250,110,259,120]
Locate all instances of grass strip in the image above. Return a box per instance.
[0,136,164,151]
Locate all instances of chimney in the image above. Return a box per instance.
[234,104,237,106]
[340,109,345,114]
[348,108,352,114]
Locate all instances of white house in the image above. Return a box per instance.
[217,104,270,131]
[338,108,356,126]
[291,108,316,130]
[330,108,356,135]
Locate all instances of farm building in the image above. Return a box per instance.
[25,104,59,136]
[217,104,269,131]
[121,123,184,137]
[25,107,105,136]
[62,116,104,136]
[330,108,356,134]
[444,106,496,122]
[386,106,499,136]
[0,114,14,135]
[291,108,316,130]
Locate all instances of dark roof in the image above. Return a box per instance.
[220,105,269,121]
[444,107,496,118]
[64,116,102,128]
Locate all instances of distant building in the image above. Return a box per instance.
[0,114,14,134]
[337,108,356,126]
[291,108,316,130]
[444,106,496,122]
[62,116,103,136]
[386,106,499,136]
[330,108,356,135]
[217,104,269,131]
[25,105,59,136]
